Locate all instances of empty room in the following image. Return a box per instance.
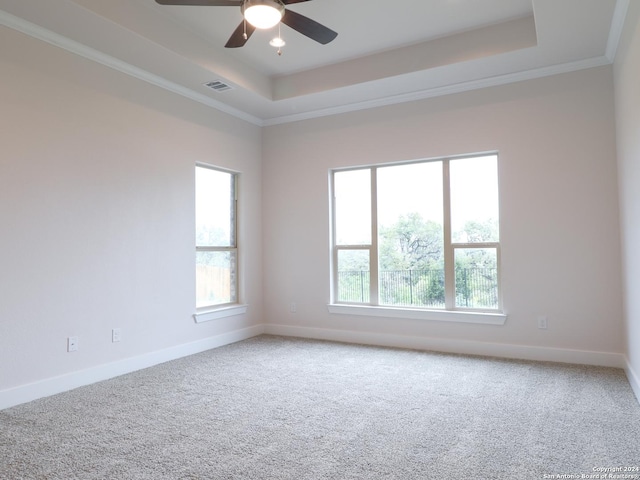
[1,0,639,478]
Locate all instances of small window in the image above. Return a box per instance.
[195,165,238,309]
[331,153,501,312]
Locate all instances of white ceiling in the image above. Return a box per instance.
[0,0,628,126]
[150,0,535,76]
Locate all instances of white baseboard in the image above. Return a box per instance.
[264,324,627,368]
[0,324,264,411]
[625,358,640,406]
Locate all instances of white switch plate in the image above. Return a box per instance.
[68,336,79,352]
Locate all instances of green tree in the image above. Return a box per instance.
[379,213,443,271]
[454,218,499,244]
[453,219,499,308]
[378,213,444,306]
[339,214,498,307]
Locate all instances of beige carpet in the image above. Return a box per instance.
[1,335,639,479]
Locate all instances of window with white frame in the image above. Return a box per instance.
[195,165,238,309]
[331,153,501,312]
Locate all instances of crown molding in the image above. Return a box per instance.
[606,0,630,62]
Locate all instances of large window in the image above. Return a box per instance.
[331,153,501,312]
[195,165,238,309]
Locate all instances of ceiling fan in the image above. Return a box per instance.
[155,0,338,48]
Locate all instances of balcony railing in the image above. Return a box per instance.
[338,268,497,309]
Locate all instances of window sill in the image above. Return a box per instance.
[193,304,248,323]
[327,304,506,325]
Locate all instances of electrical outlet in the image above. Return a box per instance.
[537,315,548,330]
[289,302,297,313]
[68,336,79,352]
[112,328,122,343]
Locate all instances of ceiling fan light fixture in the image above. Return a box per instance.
[269,37,285,47]
[243,0,284,30]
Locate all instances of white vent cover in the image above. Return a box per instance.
[203,80,233,92]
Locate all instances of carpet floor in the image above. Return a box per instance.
[1,335,639,479]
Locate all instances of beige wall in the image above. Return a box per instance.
[614,2,640,393]
[263,66,623,358]
[0,27,263,393]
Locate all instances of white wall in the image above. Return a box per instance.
[263,66,624,363]
[614,2,640,397]
[0,27,263,400]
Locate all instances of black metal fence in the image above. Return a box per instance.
[338,270,371,303]
[338,268,498,309]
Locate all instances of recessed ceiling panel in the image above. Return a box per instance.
[146,0,533,76]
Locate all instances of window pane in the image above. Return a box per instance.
[454,248,498,309]
[196,166,235,247]
[450,155,499,243]
[334,170,371,245]
[196,251,237,307]
[377,162,444,307]
[337,250,370,303]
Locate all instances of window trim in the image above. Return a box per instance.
[193,304,248,323]
[327,304,506,325]
[195,163,240,312]
[330,152,503,318]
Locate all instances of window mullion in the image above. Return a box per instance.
[443,159,455,310]
[231,173,238,248]
[451,242,499,249]
[370,167,379,305]
[331,172,339,303]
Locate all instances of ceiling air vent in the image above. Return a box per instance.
[203,80,233,92]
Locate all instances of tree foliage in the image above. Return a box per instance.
[338,213,499,308]
[379,213,443,271]
[455,218,499,243]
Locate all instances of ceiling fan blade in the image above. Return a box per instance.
[155,0,241,6]
[225,21,256,48]
[281,9,337,45]
[282,0,312,4]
